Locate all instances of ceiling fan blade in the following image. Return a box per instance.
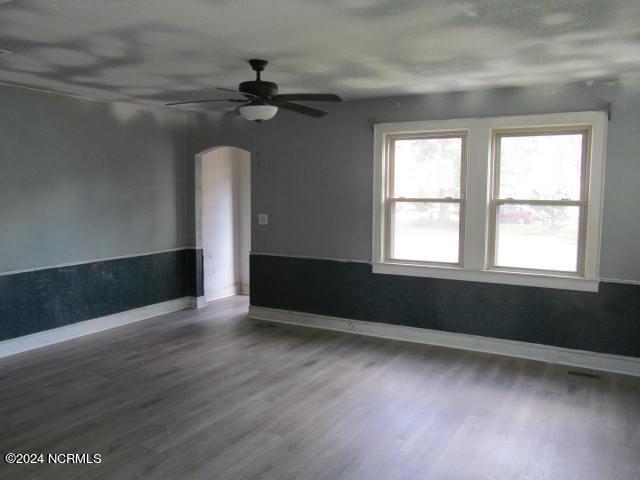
[225,105,243,117]
[216,87,258,98]
[274,93,342,102]
[271,99,327,118]
[165,98,245,106]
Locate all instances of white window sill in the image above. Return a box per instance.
[372,262,599,292]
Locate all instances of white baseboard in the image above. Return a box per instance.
[238,282,250,296]
[0,297,192,359]
[248,306,640,378]
[205,286,239,303]
[188,296,208,309]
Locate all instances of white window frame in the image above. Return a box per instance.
[372,112,607,292]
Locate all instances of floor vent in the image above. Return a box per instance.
[568,370,601,379]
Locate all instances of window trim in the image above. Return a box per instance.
[372,112,607,292]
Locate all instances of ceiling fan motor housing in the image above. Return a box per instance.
[239,80,278,98]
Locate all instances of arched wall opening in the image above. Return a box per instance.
[195,146,251,302]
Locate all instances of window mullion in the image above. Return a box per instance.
[464,124,491,271]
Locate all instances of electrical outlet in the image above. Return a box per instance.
[258,213,269,225]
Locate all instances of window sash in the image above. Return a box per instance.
[385,199,463,266]
[493,128,590,202]
[489,128,591,275]
[489,201,586,275]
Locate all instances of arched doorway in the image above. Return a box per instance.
[195,146,251,303]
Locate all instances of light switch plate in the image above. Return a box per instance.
[258,213,269,225]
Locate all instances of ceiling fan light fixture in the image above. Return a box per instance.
[239,104,278,122]
[166,59,341,119]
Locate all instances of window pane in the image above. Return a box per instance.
[391,202,460,263]
[393,137,462,198]
[498,133,584,200]
[495,205,580,272]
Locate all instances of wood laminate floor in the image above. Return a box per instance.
[1,296,639,480]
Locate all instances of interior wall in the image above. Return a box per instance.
[188,79,640,359]
[235,152,251,294]
[0,84,190,273]
[188,80,640,281]
[201,147,250,301]
[251,255,640,358]
[0,84,195,341]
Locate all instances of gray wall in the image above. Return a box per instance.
[188,80,640,281]
[0,85,190,273]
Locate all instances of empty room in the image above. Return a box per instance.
[1,1,640,479]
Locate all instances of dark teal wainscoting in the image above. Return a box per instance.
[250,254,640,358]
[0,249,203,341]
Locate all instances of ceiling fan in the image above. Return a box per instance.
[166,59,342,121]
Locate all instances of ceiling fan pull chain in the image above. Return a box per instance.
[256,122,261,167]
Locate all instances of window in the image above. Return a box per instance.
[386,133,466,265]
[490,128,589,274]
[373,112,606,292]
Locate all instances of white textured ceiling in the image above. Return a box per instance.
[1,0,639,108]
